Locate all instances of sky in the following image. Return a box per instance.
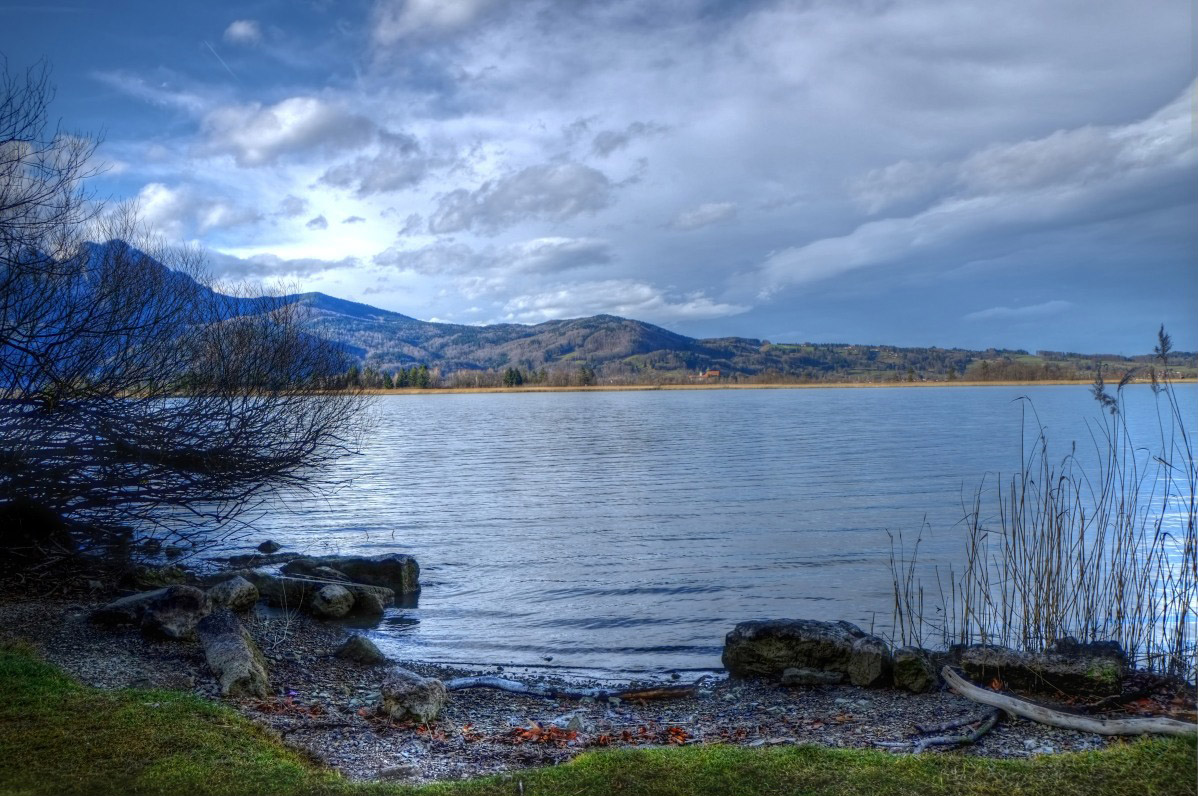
[2,0,1195,353]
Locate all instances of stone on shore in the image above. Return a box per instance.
[780,667,844,686]
[244,573,394,619]
[257,540,282,554]
[311,584,354,619]
[950,641,1127,696]
[892,646,937,693]
[336,635,388,665]
[381,668,446,723]
[282,554,420,594]
[91,585,210,639]
[722,619,893,687]
[197,610,269,698]
[206,576,259,613]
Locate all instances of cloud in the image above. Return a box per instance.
[375,236,609,277]
[963,300,1072,322]
[223,19,261,45]
[206,250,359,281]
[759,82,1197,294]
[342,215,366,224]
[502,280,749,324]
[92,70,208,115]
[849,160,952,215]
[319,131,436,195]
[134,182,261,239]
[305,214,328,230]
[669,202,737,231]
[428,162,614,235]
[276,195,308,218]
[200,97,376,167]
[372,0,499,43]
[591,121,667,157]
[396,213,423,236]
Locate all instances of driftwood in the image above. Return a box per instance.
[916,709,1001,735]
[442,675,695,702]
[942,666,1198,738]
[913,708,1001,753]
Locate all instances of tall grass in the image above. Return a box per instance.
[892,328,1196,678]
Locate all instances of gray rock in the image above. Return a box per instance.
[950,643,1127,696]
[206,576,259,613]
[257,540,282,554]
[243,572,394,618]
[336,635,388,665]
[780,667,845,686]
[92,585,210,640]
[197,610,269,698]
[847,634,893,687]
[282,553,420,594]
[722,619,891,686]
[380,668,447,723]
[892,646,936,693]
[308,566,351,582]
[311,584,354,619]
[376,764,418,780]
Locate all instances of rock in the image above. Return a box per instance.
[197,610,269,698]
[950,643,1127,696]
[892,646,936,693]
[92,585,210,639]
[780,667,844,686]
[848,635,893,687]
[336,635,388,665]
[121,565,188,590]
[282,554,420,594]
[311,584,354,619]
[243,573,394,619]
[206,576,259,613]
[308,566,352,582]
[722,619,891,686]
[257,540,282,554]
[217,552,298,568]
[377,764,418,781]
[380,668,447,723]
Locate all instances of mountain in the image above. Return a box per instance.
[84,241,1197,383]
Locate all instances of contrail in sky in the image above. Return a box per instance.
[203,40,242,85]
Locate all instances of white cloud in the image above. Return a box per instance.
[223,19,262,45]
[200,97,376,167]
[342,215,366,224]
[669,202,738,231]
[276,195,308,218]
[306,214,328,230]
[134,182,261,239]
[428,163,614,235]
[964,300,1072,321]
[372,0,497,43]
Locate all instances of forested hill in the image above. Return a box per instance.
[288,290,1196,386]
[100,240,1198,385]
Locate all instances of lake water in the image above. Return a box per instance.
[245,383,1196,680]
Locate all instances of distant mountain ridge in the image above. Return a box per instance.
[88,241,1196,382]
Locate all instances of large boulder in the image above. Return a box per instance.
[92,585,210,639]
[282,554,420,594]
[950,640,1127,696]
[310,584,354,619]
[197,610,269,698]
[892,646,937,693]
[245,573,394,619]
[381,668,446,723]
[336,634,388,665]
[206,576,259,613]
[722,619,893,687]
[780,667,844,686]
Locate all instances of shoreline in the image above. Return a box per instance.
[365,378,1197,396]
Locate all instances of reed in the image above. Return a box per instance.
[892,327,1196,678]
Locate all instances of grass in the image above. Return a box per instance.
[1,643,1194,796]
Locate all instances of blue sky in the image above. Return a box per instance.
[3,0,1194,353]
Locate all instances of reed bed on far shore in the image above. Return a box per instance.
[892,328,1196,679]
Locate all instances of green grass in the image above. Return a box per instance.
[1,643,1194,796]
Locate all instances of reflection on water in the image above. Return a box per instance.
[237,384,1195,677]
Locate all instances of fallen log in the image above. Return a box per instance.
[442,675,695,702]
[914,708,1001,753]
[942,666,1197,738]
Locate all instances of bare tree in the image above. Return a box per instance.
[1,62,367,556]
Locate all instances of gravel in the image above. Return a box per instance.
[0,597,1116,785]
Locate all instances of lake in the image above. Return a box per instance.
[245,383,1196,680]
